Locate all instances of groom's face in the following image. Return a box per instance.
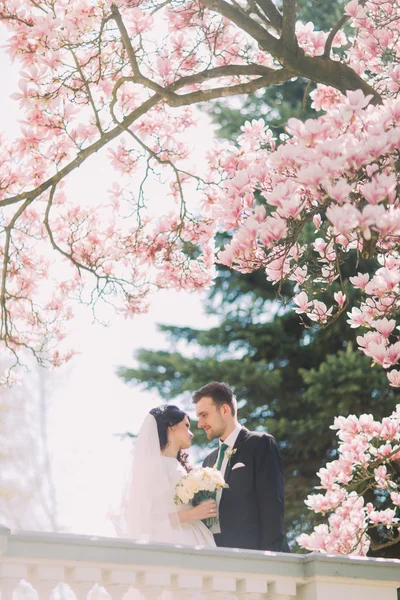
[195,396,226,440]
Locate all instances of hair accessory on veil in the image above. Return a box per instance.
[110,413,182,543]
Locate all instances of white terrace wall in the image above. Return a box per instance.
[0,527,399,600]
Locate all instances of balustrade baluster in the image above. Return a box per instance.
[265,581,296,600]
[67,567,102,600]
[171,573,205,600]
[203,576,237,600]
[135,572,170,600]
[236,578,268,600]
[102,568,137,600]
[28,564,65,600]
[0,563,28,600]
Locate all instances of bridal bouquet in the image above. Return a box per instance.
[175,467,228,528]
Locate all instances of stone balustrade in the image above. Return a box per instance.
[0,526,399,600]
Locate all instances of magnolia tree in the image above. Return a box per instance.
[297,406,400,555]
[0,0,400,553]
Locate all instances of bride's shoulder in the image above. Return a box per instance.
[161,456,187,484]
[161,455,182,469]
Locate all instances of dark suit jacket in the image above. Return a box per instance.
[203,428,289,552]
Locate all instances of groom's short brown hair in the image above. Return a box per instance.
[192,381,237,417]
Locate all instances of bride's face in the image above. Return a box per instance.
[169,416,194,450]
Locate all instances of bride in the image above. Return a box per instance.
[112,404,216,547]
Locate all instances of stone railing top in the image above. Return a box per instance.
[0,527,399,585]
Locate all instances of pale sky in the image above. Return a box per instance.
[49,291,218,536]
[0,22,219,535]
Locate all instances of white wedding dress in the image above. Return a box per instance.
[162,456,215,547]
[112,414,215,548]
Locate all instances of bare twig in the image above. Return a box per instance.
[44,185,97,276]
[1,199,33,341]
[70,48,104,135]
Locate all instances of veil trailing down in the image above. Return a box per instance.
[111,413,182,543]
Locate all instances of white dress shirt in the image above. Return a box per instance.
[211,425,242,534]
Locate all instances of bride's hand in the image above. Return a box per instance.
[178,499,217,524]
[191,499,217,521]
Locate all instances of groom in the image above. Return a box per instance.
[193,381,289,552]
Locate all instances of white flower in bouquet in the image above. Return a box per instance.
[175,467,228,527]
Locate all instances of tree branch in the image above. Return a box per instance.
[112,3,287,108]
[0,93,160,209]
[110,4,141,76]
[164,71,294,106]
[292,55,382,104]
[111,3,184,104]
[200,0,382,104]
[323,14,350,59]
[282,0,298,49]
[200,0,282,55]
[370,532,400,552]
[171,63,287,85]
[1,0,382,212]
[254,0,283,33]
[0,64,293,209]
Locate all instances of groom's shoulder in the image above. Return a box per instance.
[243,429,276,448]
[203,447,218,467]
[247,430,274,440]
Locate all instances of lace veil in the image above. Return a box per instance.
[111,413,182,543]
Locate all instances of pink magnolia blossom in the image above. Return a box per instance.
[308,300,333,324]
[391,492,400,506]
[347,307,369,328]
[313,214,322,229]
[374,465,389,488]
[310,85,343,111]
[334,291,346,307]
[387,370,400,388]
[259,216,287,245]
[373,317,396,338]
[265,256,291,282]
[326,204,360,235]
[293,291,311,314]
[325,180,354,204]
[368,508,398,527]
[299,407,400,555]
[349,273,370,290]
[361,173,397,205]
[237,119,275,151]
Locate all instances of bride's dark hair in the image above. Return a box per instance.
[149,404,191,472]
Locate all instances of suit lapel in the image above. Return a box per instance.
[224,427,250,483]
[204,448,218,468]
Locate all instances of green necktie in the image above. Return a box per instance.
[216,443,228,471]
